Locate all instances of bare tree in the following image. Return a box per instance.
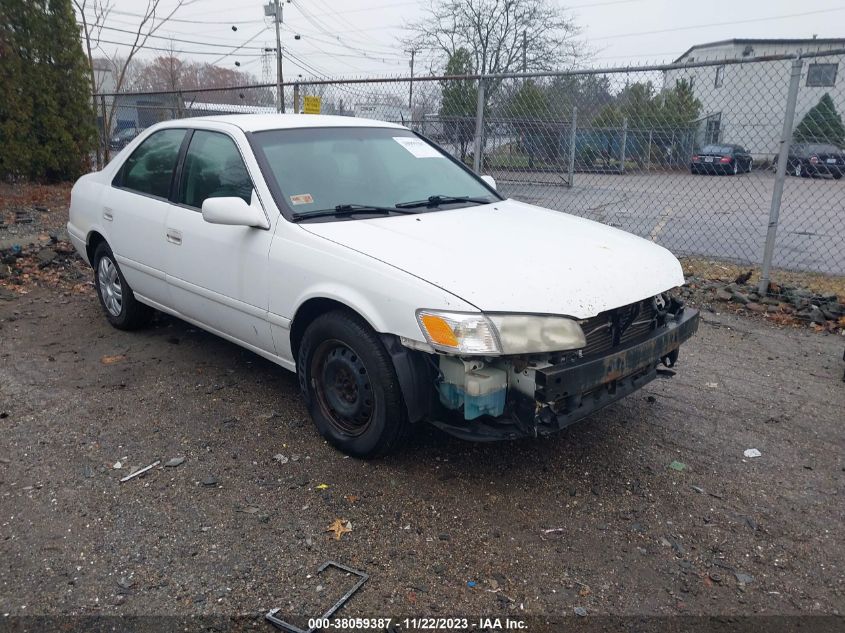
[73,0,113,166]
[75,0,193,160]
[404,0,583,79]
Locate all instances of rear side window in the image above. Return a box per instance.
[178,130,252,209]
[116,129,185,198]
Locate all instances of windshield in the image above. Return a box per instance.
[701,145,733,154]
[250,127,498,219]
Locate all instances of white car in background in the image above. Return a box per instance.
[68,115,699,458]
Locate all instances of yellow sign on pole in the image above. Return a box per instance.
[303,96,321,114]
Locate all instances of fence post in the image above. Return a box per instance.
[620,117,628,174]
[646,130,652,171]
[293,83,300,114]
[100,94,110,164]
[758,56,803,295]
[567,106,577,188]
[472,77,486,174]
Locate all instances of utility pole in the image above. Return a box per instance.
[265,0,285,112]
[274,0,284,112]
[407,48,416,110]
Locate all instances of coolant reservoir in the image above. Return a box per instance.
[438,356,507,420]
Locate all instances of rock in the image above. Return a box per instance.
[202,475,218,486]
[761,296,780,306]
[273,454,289,464]
[36,248,57,267]
[731,292,750,305]
[746,302,766,313]
[117,576,134,590]
[766,305,781,313]
[438,533,451,541]
[808,306,826,325]
[691,485,704,494]
[164,457,185,468]
[574,607,587,617]
[735,572,753,585]
[716,289,732,301]
[709,572,722,583]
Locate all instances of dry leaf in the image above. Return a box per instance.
[315,483,329,490]
[344,494,359,504]
[100,354,126,365]
[325,518,352,540]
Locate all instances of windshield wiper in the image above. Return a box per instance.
[394,194,491,209]
[291,203,416,222]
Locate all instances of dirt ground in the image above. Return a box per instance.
[1,184,844,629]
[1,263,844,626]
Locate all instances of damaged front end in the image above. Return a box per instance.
[408,294,699,441]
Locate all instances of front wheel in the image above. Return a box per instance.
[795,163,803,177]
[297,311,411,458]
[92,242,152,330]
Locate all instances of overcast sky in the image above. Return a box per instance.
[83,0,845,81]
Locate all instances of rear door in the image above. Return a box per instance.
[164,128,276,353]
[106,127,187,305]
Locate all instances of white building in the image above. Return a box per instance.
[664,38,845,157]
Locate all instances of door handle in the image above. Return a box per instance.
[166,228,182,245]
[103,208,113,221]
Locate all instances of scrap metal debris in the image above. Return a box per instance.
[265,561,368,633]
[120,460,160,483]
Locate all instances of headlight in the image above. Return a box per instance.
[416,310,586,355]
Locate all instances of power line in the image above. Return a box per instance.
[592,7,845,41]
[91,22,269,50]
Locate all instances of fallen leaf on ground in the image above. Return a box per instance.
[325,518,352,540]
[315,483,329,490]
[344,494,359,503]
[101,354,126,365]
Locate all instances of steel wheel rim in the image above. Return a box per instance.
[311,339,374,437]
[97,256,123,317]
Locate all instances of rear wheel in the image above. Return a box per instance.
[795,163,804,177]
[92,242,152,330]
[297,310,411,458]
[731,161,738,175]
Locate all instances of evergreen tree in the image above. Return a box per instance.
[0,0,95,181]
[440,48,476,162]
[793,93,845,146]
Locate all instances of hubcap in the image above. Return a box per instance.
[97,256,123,317]
[312,341,374,436]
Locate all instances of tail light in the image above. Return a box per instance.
[809,155,819,164]
[719,156,731,163]
[692,155,700,162]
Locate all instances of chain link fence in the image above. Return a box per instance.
[95,51,845,323]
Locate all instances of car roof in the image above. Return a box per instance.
[155,113,408,133]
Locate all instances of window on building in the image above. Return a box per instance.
[714,65,724,88]
[705,118,721,145]
[807,63,838,87]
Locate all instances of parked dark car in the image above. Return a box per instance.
[786,143,844,179]
[108,126,144,151]
[690,144,753,175]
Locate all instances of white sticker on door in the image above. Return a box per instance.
[393,136,443,158]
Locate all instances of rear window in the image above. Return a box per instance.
[807,144,840,154]
[701,145,733,154]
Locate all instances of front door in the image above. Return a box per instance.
[164,129,276,354]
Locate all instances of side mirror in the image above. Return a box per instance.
[481,174,497,190]
[202,195,269,229]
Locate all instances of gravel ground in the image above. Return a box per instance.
[1,265,844,627]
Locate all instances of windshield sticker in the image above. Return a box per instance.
[289,193,314,205]
[393,136,443,158]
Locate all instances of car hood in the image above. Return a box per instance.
[298,199,684,319]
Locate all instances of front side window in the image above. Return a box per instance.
[117,128,185,198]
[250,127,498,220]
[178,130,252,209]
[807,63,837,87]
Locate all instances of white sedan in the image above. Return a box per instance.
[68,115,698,457]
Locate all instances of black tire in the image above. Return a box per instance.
[834,172,843,180]
[297,310,410,458]
[92,241,152,330]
